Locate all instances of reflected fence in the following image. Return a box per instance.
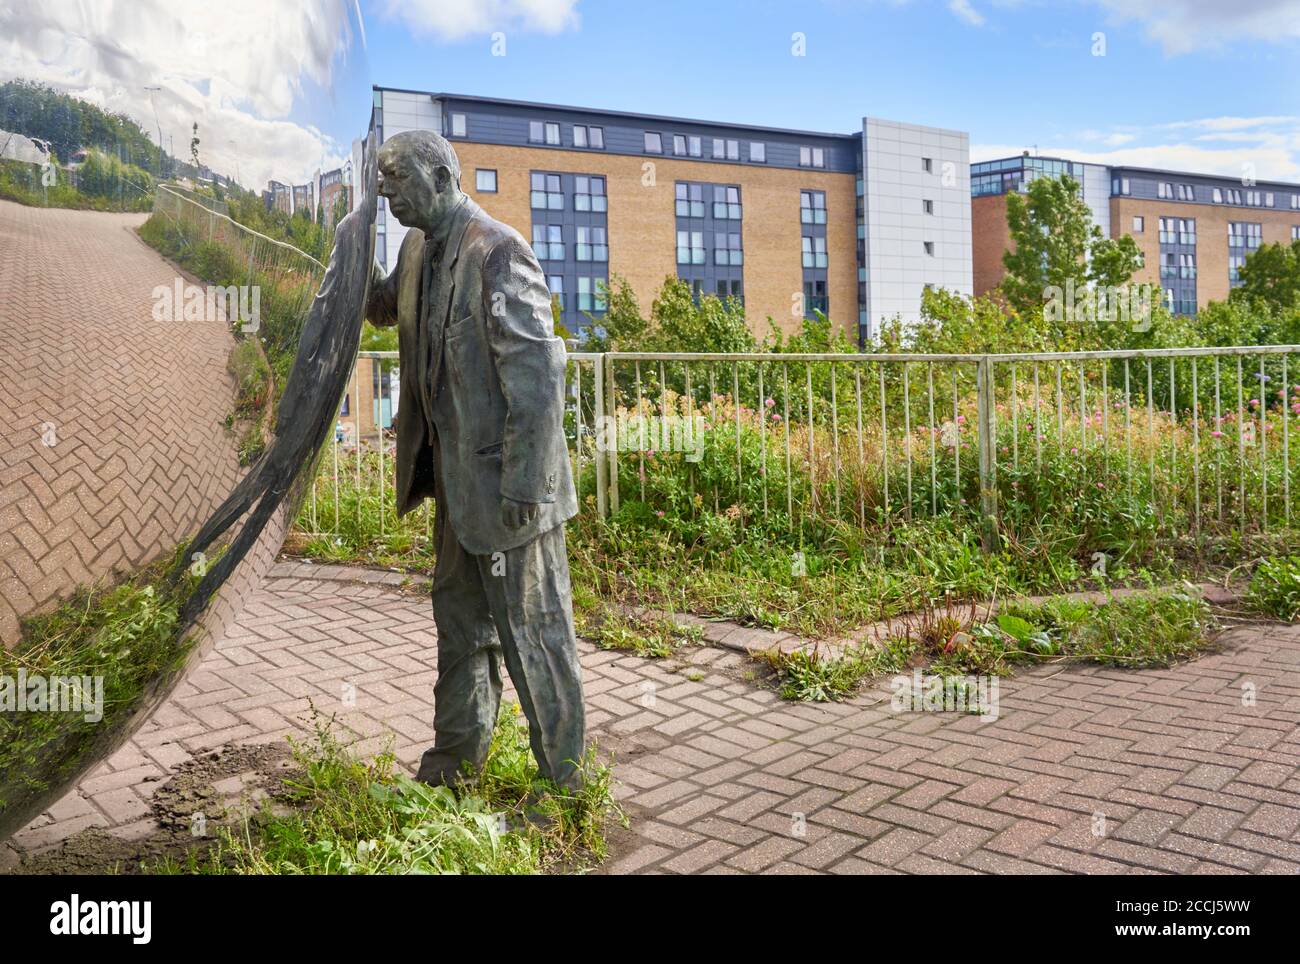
[150,185,325,371]
[298,345,1300,554]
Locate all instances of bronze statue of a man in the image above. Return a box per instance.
[366,129,584,790]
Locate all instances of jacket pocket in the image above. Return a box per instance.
[446,312,477,338]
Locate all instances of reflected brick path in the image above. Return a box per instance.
[0,199,243,643]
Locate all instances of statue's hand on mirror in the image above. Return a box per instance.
[501,496,540,530]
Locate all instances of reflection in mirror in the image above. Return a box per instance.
[0,0,372,842]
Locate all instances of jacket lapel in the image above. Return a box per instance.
[427,196,480,394]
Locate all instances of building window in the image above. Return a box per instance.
[529,121,543,143]
[799,146,825,169]
[532,224,565,261]
[573,175,606,212]
[1112,177,1130,196]
[577,277,607,312]
[1228,221,1262,248]
[803,279,828,315]
[1132,215,1144,233]
[1229,255,1246,284]
[712,138,738,161]
[575,226,608,262]
[530,172,563,210]
[675,182,705,218]
[1291,195,1300,210]
[644,131,662,154]
[676,230,705,265]
[713,185,742,219]
[1158,182,1173,199]
[544,122,560,145]
[547,275,564,308]
[1213,187,1224,203]
[749,142,766,163]
[801,235,827,269]
[921,157,933,173]
[801,190,827,224]
[673,134,687,156]
[475,169,497,193]
[922,198,935,215]
[713,231,743,266]
[716,279,743,302]
[1177,183,1195,201]
[571,125,604,149]
[1292,226,1300,241]
[450,113,467,138]
[923,241,935,256]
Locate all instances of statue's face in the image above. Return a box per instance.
[378,141,456,233]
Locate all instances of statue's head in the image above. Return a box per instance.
[377,129,462,234]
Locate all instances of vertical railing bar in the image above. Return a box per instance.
[1079,362,1087,449]
[574,361,584,498]
[1259,354,1268,532]
[376,358,385,540]
[1034,362,1042,472]
[354,360,362,532]
[1124,359,1132,505]
[733,361,743,513]
[855,367,866,525]
[1283,354,1291,528]
[1214,355,1222,523]
[606,354,620,515]
[1147,359,1156,529]
[807,363,817,515]
[1169,356,1178,537]
[927,362,937,517]
[709,365,718,514]
[684,363,694,519]
[635,361,645,502]
[1011,364,1019,474]
[759,362,769,521]
[879,364,889,524]
[1191,358,1201,540]
[953,368,960,513]
[1237,355,1246,534]
[783,362,793,522]
[594,357,608,518]
[902,362,911,521]
[830,362,841,518]
[1055,361,1064,440]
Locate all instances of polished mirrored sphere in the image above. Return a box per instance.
[0,0,372,841]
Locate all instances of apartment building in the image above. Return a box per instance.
[972,152,1300,313]
[371,87,972,342]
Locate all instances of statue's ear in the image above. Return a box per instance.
[434,164,456,192]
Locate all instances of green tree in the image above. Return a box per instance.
[1000,173,1144,346]
[1232,239,1300,313]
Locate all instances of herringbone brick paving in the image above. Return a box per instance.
[0,199,244,644]
[12,561,1300,874]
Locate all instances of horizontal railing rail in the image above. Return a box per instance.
[297,346,1300,555]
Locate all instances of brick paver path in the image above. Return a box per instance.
[10,563,1300,874]
[0,199,243,644]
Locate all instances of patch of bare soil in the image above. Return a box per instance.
[7,742,302,875]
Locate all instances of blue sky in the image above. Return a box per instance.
[363,0,1300,181]
[4,0,1297,189]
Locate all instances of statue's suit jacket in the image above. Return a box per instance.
[367,195,577,555]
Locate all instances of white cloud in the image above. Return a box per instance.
[974,113,1300,181]
[0,0,360,190]
[1091,0,1300,55]
[948,0,986,26]
[378,0,581,40]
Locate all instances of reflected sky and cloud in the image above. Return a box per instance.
[0,0,370,190]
